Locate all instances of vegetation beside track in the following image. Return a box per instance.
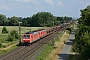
[46,32,69,60]
[36,31,70,60]
[0,44,18,54]
[0,30,19,48]
[36,40,54,60]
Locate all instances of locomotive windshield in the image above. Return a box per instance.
[24,35,30,38]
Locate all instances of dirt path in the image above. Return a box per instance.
[45,32,70,60]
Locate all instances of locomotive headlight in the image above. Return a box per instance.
[23,39,29,40]
[27,39,30,40]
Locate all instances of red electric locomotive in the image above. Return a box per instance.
[22,29,47,44]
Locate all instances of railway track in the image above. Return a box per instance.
[0,23,73,60]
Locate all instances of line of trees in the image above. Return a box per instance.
[0,12,72,27]
[73,6,90,60]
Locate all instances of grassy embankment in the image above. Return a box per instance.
[37,31,70,60]
[0,26,49,55]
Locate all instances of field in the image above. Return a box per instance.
[0,26,50,48]
[0,26,50,34]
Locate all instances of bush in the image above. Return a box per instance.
[2,27,8,34]
[0,43,2,48]
[10,30,19,39]
[7,35,13,41]
[7,30,18,41]
[66,28,72,32]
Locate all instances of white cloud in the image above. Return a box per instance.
[16,0,31,3]
[58,1,63,6]
[45,0,53,5]
[0,4,9,10]
[16,0,38,4]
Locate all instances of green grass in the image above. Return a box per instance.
[60,32,64,37]
[0,45,18,55]
[0,33,18,48]
[37,43,54,60]
[55,32,64,42]
[2,41,18,48]
[0,34,9,43]
[0,26,18,34]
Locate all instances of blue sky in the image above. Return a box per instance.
[0,0,90,18]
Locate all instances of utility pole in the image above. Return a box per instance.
[19,22,22,45]
[52,22,54,46]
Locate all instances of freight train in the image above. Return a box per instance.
[22,22,73,44]
[22,29,47,44]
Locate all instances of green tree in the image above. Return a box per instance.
[22,18,28,26]
[8,16,18,25]
[2,27,8,34]
[30,12,58,27]
[0,14,8,25]
[72,6,90,60]
[57,16,72,23]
